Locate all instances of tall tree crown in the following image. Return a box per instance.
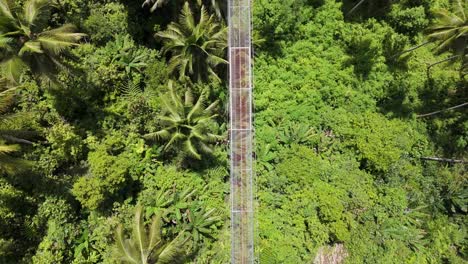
[0,0,86,82]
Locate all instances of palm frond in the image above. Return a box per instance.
[1,57,25,83]
[144,82,221,161]
[156,1,227,82]
[133,206,149,261]
[426,2,468,56]
[198,141,214,154]
[0,151,31,175]
[184,88,194,107]
[0,143,19,153]
[161,96,182,121]
[23,0,51,28]
[114,205,188,264]
[0,35,13,50]
[180,2,195,30]
[164,132,185,151]
[455,0,466,21]
[157,232,189,264]
[143,129,172,141]
[0,86,18,112]
[206,67,221,83]
[18,41,43,55]
[204,100,219,113]
[37,24,85,55]
[144,0,169,13]
[198,5,210,30]
[0,0,16,31]
[184,138,202,159]
[0,0,84,81]
[39,24,86,41]
[148,213,162,252]
[206,133,224,142]
[115,225,140,264]
[186,89,207,121]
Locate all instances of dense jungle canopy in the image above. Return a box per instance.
[0,0,467,263]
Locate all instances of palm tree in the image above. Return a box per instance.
[0,79,31,175]
[114,205,189,264]
[427,0,467,56]
[0,0,86,82]
[426,0,467,74]
[156,2,227,83]
[143,81,223,160]
[397,0,467,74]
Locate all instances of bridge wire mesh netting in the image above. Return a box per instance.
[228,0,254,263]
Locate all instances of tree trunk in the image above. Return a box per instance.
[417,102,468,118]
[420,157,467,163]
[346,0,367,16]
[391,41,431,59]
[427,55,460,77]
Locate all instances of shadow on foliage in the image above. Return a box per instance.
[344,38,378,78]
[121,0,167,47]
[342,0,392,21]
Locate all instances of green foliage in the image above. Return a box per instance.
[71,213,120,264]
[425,0,467,75]
[31,197,79,264]
[0,0,466,263]
[156,2,227,82]
[0,0,85,82]
[143,81,223,160]
[324,110,424,172]
[83,3,129,45]
[253,0,313,44]
[388,5,429,36]
[35,121,83,174]
[72,132,144,211]
[114,205,189,264]
[75,34,157,88]
[0,81,30,175]
[257,145,377,262]
[427,0,467,56]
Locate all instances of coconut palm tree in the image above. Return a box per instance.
[0,0,86,82]
[156,2,227,83]
[397,0,467,74]
[143,81,223,160]
[426,0,467,74]
[427,0,467,56]
[0,79,31,175]
[114,205,189,264]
